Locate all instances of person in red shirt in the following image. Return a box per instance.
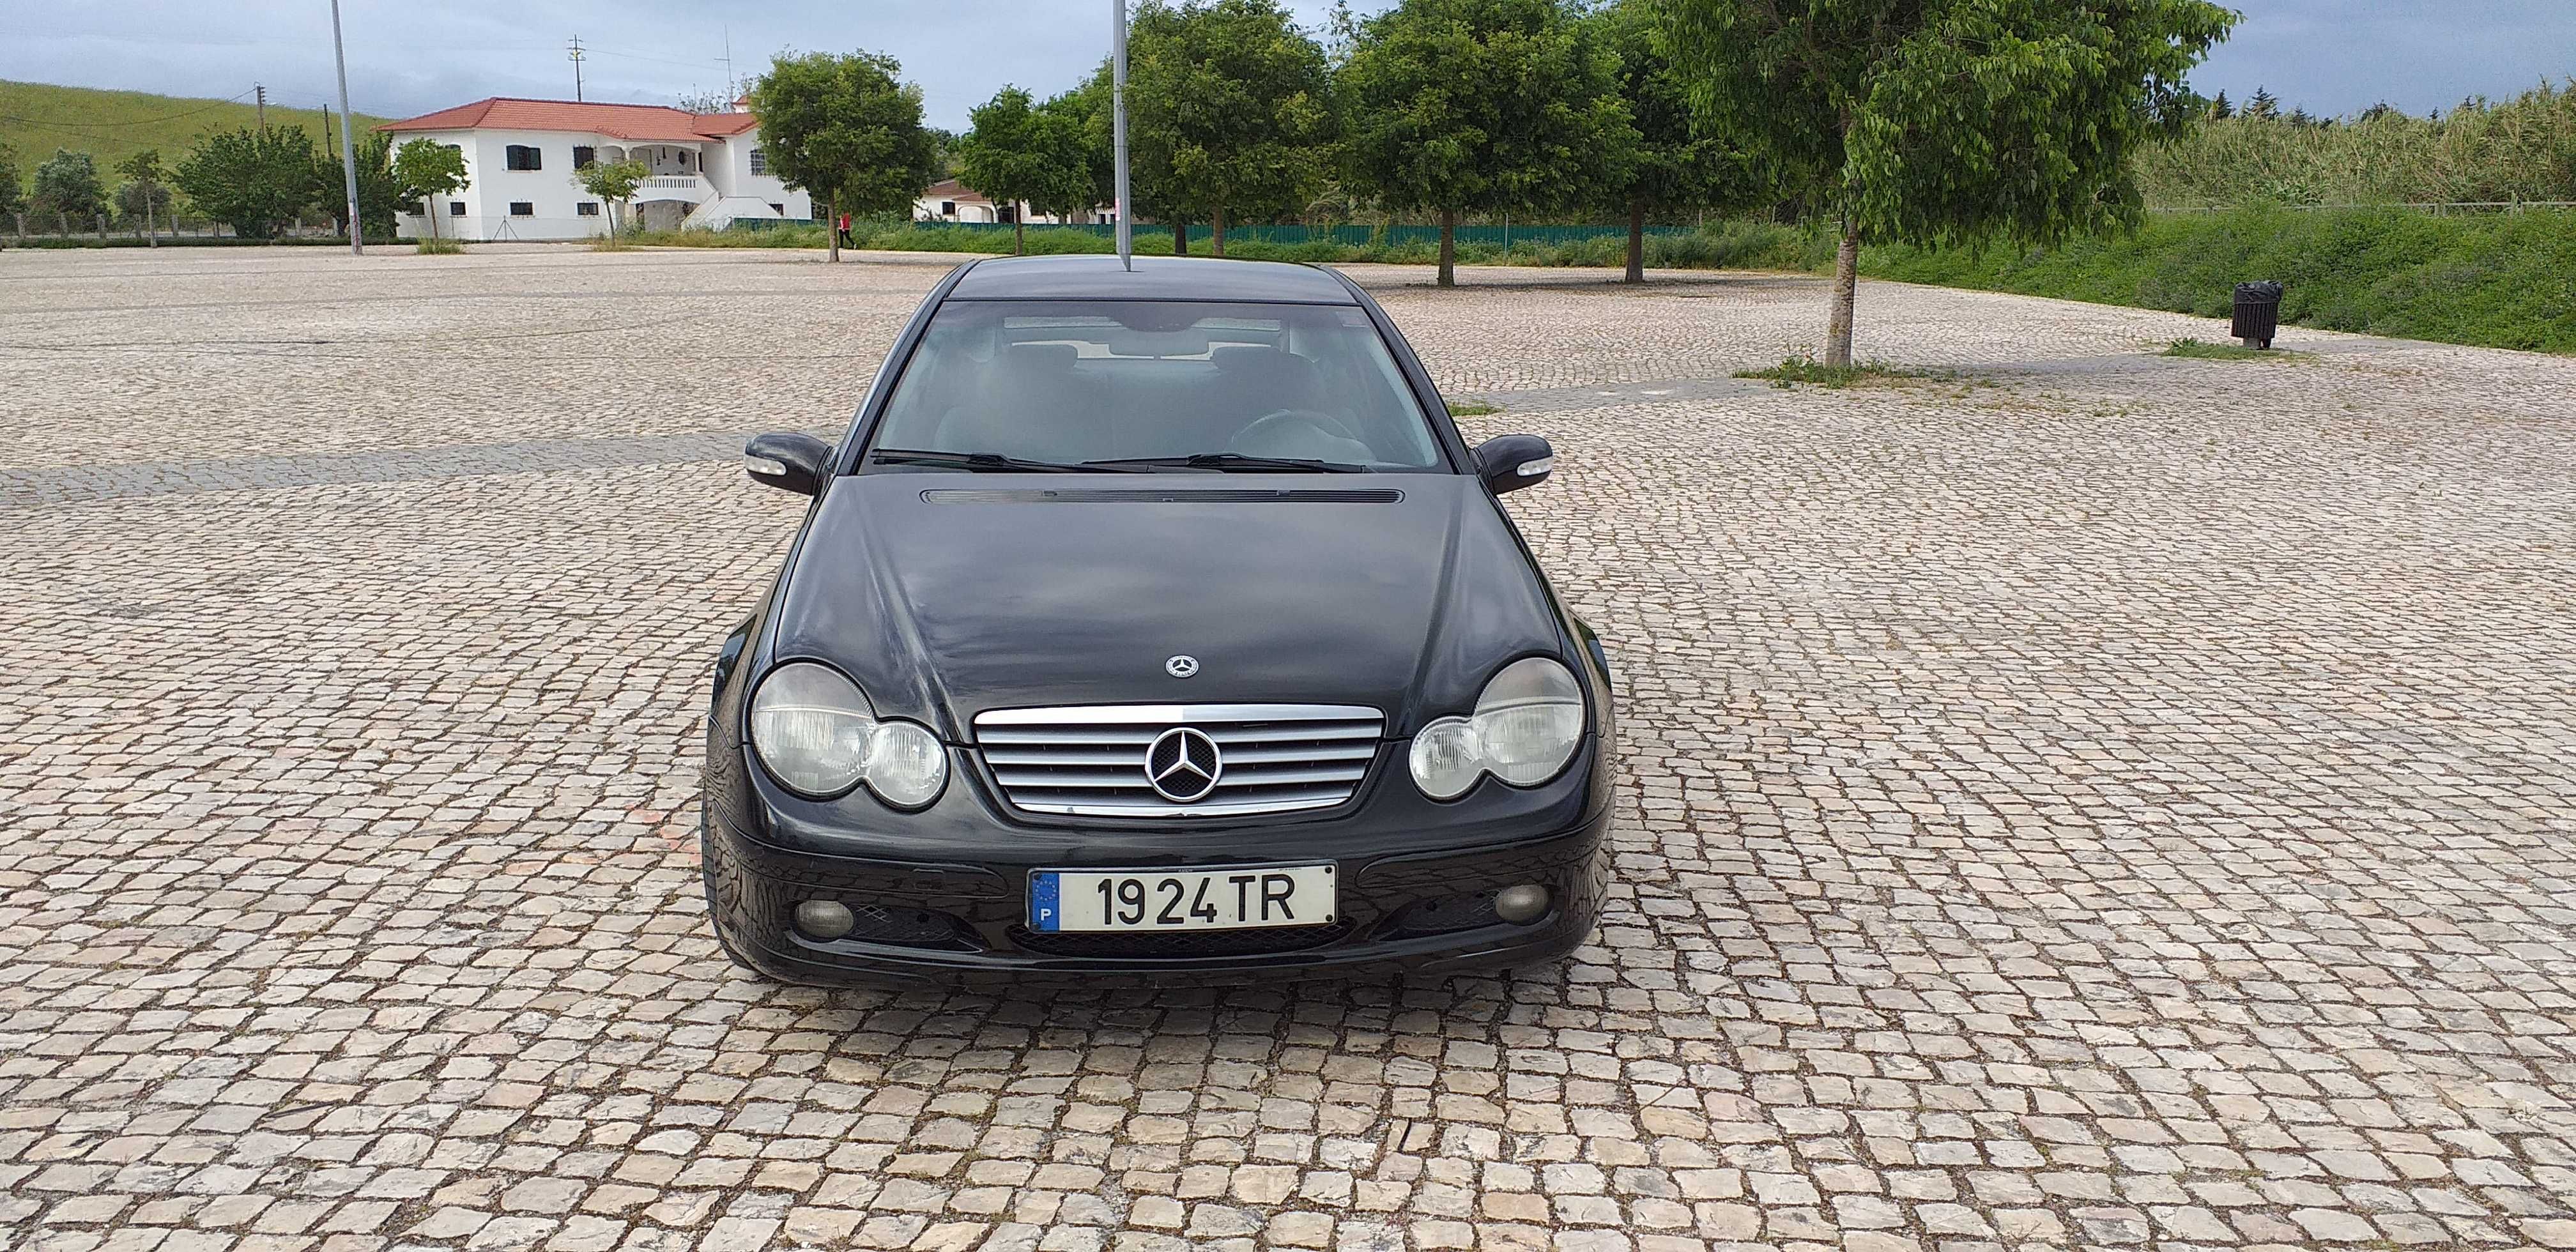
[835,213,853,248]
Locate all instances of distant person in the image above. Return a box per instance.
[836,213,852,248]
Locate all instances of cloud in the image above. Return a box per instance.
[5,0,2569,131]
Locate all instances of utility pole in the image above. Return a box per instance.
[568,36,585,102]
[330,0,364,256]
[723,27,735,103]
[1112,0,1131,268]
[255,83,266,129]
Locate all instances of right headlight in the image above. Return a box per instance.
[749,662,948,807]
[1408,657,1585,800]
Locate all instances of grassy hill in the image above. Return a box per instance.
[1,80,388,178]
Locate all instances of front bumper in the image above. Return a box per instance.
[703,804,1608,986]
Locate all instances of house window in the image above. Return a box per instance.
[940,201,955,216]
[448,201,465,216]
[505,144,542,171]
[509,202,534,217]
[577,202,600,217]
[749,148,769,175]
[768,202,785,215]
[678,150,691,169]
[572,146,596,169]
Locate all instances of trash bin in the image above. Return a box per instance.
[2232,281,2283,349]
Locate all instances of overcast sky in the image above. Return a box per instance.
[6,1,2572,133]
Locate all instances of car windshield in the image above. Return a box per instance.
[865,300,1445,471]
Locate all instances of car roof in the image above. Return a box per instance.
[942,254,1359,304]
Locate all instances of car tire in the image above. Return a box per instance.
[698,812,763,976]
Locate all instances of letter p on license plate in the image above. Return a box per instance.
[1029,864,1336,932]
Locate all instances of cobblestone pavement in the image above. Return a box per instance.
[4,245,2574,1252]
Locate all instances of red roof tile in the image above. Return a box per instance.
[377,97,761,142]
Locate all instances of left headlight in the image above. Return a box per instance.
[1408,657,1585,800]
[749,662,948,807]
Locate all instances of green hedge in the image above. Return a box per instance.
[1861,206,2576,354]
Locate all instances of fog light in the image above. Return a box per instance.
[794,900,855,940]
[1493,884,1551,924]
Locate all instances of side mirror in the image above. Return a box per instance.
[744,432,832,496]
[1472,434,1555,496]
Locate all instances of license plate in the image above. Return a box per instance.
[1029,865,1337,932]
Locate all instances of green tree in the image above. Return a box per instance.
[1041,74,1118,216]
[1593,0,1746,282]
[172,126,319,240]
[114,149,173,240]
[1125,0,1336,256]
[1340,0,1635,286]
[747,49,943,263]
[391,138,469,240]
[1655,0,2236,365]
[33,149,108,236]
[956,86,1095,252]
[346,133,413,242]
[574,158,650,234]
[0,143,29,231]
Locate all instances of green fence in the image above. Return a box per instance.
[730,218,1701,247]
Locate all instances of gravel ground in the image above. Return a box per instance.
[3,244,2573,1252]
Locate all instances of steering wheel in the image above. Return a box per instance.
[1233,408,1360,454]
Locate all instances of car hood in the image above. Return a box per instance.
[767,473,1567,738]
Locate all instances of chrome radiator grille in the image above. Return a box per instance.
[973,703,1385,818]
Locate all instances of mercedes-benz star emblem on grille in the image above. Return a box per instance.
[1144,727,1223,803]
[1164,655,1199,678]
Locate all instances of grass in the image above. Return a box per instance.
[415,236,464,256]
[1860,204,2576,354]
[3,80,386,174]
[588,235,638,252]
[2161,337,2314,361]
[1446,399,1502,416]
[1733,355,1979,390]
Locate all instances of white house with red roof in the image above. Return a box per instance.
[378,96,811,240]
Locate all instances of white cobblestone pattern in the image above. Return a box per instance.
[4,245,2573,1252]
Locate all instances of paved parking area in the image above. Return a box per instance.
[4,244,2573,1252]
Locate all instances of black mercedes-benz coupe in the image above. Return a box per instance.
[701,254,1614,984]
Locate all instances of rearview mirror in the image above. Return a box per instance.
[1472,434,1555,495]
[744,432,832,496]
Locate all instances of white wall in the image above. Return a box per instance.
[708,136,811,220]
[391,128,617,240]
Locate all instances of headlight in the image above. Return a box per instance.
[1407,657,1585,798]
[864,719,948,809]
[749,662,947,806]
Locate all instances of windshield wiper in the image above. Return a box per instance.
[871,448,1143,474]
[1084,452,1371,474]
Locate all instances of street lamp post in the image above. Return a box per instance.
[1112,0,1131,268]
[330,0,364,256]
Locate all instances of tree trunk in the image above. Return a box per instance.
[1014,210,1025,255]
[1212,206,1227,257]
[1624,201,1646,284]
[1823,218,1860,367]
[1173,220,1187,255]
[826,197,841,263]
[424,195,438,240]
[1436,208,1457,287]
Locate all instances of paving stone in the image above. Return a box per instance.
[2,245,2573,1252]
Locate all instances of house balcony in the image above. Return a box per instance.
[634,174,712,203]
